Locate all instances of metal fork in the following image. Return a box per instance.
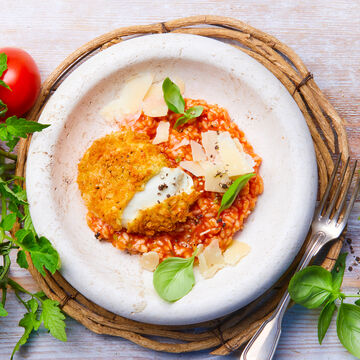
[240,156,360,360]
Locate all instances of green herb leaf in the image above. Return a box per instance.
[23,204,36,235]
[15,230,60,276]
[0,99,8,117]
[0,79,10,91]
[0,53,8,77]
[288,266,335,308]
[153,250,198,302]
[16,250,29,269]
[318,300,336,344]
[11,299,39,360]
[218,173,255,216]
[173,106,203,129]
[0,302,8,317]
[185,106,203,119]
[1,212,17,231]
[337,303,360,358]
[173,114,188,129]
[41,299,67,342]
[6,116,50,138]
[355,299,360,306]
[0,178,27,205]
[162,77,185,114]
[331,252,347,291]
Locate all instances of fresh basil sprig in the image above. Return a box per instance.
[0,53,11,90]
[289,253,360,357]
[218,173,255,216]
[162,77,203,129]
[153,248,199,302]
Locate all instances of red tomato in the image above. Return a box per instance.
[0,47,41,117]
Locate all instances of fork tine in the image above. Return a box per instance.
[325,157,350,218]
[340,169,360,226]
[315,155,341,218]
[333,160,357,222]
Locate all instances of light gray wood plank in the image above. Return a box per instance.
[1,0,360,358]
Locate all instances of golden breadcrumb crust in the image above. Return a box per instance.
[77,130,168,230]
[127,191,199,236]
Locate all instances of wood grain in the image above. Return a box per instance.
[1,0,359,359]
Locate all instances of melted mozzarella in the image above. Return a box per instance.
[121,167,194,228]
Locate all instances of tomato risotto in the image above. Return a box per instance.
[85,98,263,261]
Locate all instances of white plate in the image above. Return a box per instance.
[26,34,317,325]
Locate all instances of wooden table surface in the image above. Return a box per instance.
[2,0,360,359]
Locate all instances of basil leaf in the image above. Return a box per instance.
[173,114,188,129]
[153,252,197,302]
[337,303,360,358]
[0,99,7,117]
[331,252,347,291]
[218,173,255,216]
[0,53,7,77]
[174,106,203,129]
[0,79,10,91]
[185,106,203,118]
[318,300,336,344]
[355,299,360,306]
[288,266,335,308]
[162,77,185,114]
[6,116,50,138]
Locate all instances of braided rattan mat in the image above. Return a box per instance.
[15,16,349,355]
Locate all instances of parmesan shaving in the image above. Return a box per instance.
[142,82,168,117]
[223,241,251,265]
[202,161,231,193]
[173,138,189,150]
[100,72,154,123]
[198,239,225,278]
[140,251,160,272]
[201,131,220,162]
[179,161,204,177]
[217,132,255,177]
[153,121,170,144]
[190,140,207,162]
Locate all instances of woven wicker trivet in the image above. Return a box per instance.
[15,16,349,355]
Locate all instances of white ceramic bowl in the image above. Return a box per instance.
[26,34,317,325]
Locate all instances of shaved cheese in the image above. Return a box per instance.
[202,161,231,193]
[143,82,168,117]
[223,241,251,265]
[140,251,160,271]
[173,138,189,150]
[100,72,154,122]
[217,132,255,177]
[142,77,185,117]
[190,140,207,162]
[201,131,220,162]
[179,161,204,177]
[153,121,170,144]
[198,239,225,278]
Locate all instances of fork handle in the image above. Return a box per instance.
[240,231,326,360]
